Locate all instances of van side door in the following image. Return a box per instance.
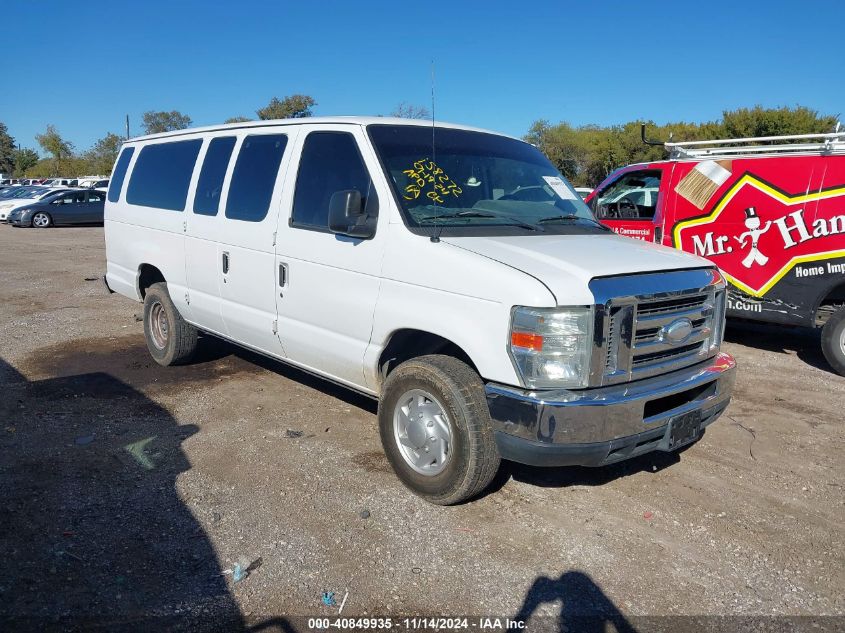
[184,136,238,337]
[592,167,667,242]
[217,131,298,355]
[273,125,388,390]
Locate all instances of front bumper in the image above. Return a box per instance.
[486,352,736,467]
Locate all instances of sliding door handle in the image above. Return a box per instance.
[279,262,288,287]
[222,251,230,274]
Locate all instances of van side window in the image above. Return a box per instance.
[107,147,135,203]
[126,139,202,211]
[225,134,287,222]
[291,132,377,230]
[194,136,236,216]
[594,169,662,221]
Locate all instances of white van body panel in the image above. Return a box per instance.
[104,116,715,398]
[365,222,557,387]
[105,146,191,317]
[215,131,296,356]
[443,233,708,304]
[273,124,388,388]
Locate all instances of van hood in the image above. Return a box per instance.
[442,233,709,304]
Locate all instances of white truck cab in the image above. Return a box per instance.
[104,117,736,504]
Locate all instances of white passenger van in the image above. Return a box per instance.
[104,117,736,504]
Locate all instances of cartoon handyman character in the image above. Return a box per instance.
[735,207,772,268]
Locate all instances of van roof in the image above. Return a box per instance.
[127,116,520,144]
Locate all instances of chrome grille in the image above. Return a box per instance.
[630,293,712,378]
[588,269,725,387]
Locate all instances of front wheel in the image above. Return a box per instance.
[378,355,500,505]
[821,307,845,376]
[32,212,52,228]
[143,282,198,366]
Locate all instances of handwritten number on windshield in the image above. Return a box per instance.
[402,159,463,204]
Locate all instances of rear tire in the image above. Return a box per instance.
[32,212,52,228]
[378,355,500,505]
[143,282,198,366]
[821,307,845,376]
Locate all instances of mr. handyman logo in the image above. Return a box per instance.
[673,174,845,297]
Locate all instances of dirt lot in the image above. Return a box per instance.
[0,226,843,631]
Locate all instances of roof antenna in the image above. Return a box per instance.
[430,59,441,243]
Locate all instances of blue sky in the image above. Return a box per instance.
[2,0,843,155]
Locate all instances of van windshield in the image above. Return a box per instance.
[368,125,607,236]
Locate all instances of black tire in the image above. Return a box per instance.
[821,307,845,376]
[31,211,52,228]
[378,355,500,505]
[143,282,198,366]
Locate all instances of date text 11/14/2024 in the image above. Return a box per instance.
[307,617,526,631]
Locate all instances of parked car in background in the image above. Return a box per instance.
[8,189,105,227]
[42,178,78,188]
[78,177,109,188]
[1,186,33,199]
[574,186,593,199]
[587,126,845,375]
[0,187,61,221]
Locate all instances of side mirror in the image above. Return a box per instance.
[328,189,375,239]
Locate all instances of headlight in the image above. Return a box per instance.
[509,306,593,389]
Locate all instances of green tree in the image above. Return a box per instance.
[525,105,838,187]
[83,132,124,175]
[225,116,253,124]
[142,110,192,135]
[391,102,430,119]
[0,122,15,176]
[721,105,837,138]
[35,125,74,176]
[256,94,316,120]
[35,124,74,160]
[25,157,91,178]
[11,148,39,176]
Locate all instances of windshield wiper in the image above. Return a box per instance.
[418,210,542,231]
[418,211,497,221]
[537,214,598,225]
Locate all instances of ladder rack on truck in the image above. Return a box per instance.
[664,129,845,160]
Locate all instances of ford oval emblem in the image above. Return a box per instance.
[661,318,693,345]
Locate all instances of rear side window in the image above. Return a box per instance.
[126,139,202,211]
[107,147,134,202]
[194,136,236,216]
[291,132,376,230]
[225,134,287,222]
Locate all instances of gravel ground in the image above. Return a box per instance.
[0,226,842,632]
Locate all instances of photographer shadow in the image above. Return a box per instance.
[514,570,637,632]
[0,356,245,630]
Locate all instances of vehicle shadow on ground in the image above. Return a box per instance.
[0,356,267,631]
[483,444,688,497]
[513,570,637,632]
[724,320,832,374]
[196,333,378,414]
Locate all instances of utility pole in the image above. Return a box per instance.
[125,115,130,139]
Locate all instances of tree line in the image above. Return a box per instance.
[526,105,839,187]
[0,94,431,178]
[1,99,836,181]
